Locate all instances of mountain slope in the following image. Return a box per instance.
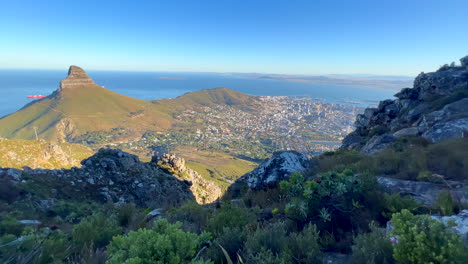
[0,138,93,169]
[0,66,258,142]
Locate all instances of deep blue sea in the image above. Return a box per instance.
[0,69,397,117]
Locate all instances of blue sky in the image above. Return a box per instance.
[0,0,467,75]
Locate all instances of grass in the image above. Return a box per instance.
[173,146,259,190]
[314,137,468,182]
[0,138,93,169]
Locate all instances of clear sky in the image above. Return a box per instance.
[0,0,467,76]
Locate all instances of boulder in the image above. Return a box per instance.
[361,134,396,155]
[377,176,468,207]
[243,151,310,189]
[422,118,468,143]
[393,127,421,138]
[395,87,419,100]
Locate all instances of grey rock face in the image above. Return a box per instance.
[341,55,468,153]
[361,134,396,155]
[414,68,468,101]
[393,127,421,138]
[422,118,468,143]
[377,176,468,207]
[242,151,310,189]
[155,153,222,204]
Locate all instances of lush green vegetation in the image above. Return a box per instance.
[314,137,468,181]
[1,137,467,263]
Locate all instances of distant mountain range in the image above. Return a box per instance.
[226,72,413,90]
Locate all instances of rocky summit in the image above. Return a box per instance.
[59,65,97,90]
[341,55,468,154]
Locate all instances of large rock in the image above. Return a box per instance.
[360,134,396,155]
[377,176,468,207]
[155,153,222,204]
[242,151,310,189]
[422,118,468,143]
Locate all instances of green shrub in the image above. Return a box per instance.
[167,201,212,233]
[0,230,71,264]
[435,190,455,216]
[244,222,321,264]
[382,193,421,218]
[287,223,322,263]
[208,204,255,236]
[207,226,246,263]
[116,203,146,231]
[72,212,122,249]
[391,209,468,264]
[0,216,24,236]
[249,248,290,264]
[106,219,211,264]
[351,222,394,264]
[244,222,291,262]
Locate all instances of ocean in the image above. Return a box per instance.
[0,69,397,117]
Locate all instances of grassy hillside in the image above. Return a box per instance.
[0,138,93,169]
[0,84,258,142]
[155,87,259,112]
[173,146,259,190]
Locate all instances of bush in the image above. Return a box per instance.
[435,190,455,216]
[72,212,122,249]
[106,219,211,264]
[245,222,288,258]
[115,203,146,231]
[391,209,468,264]
[167,201,212,233]
[208,204,255,236]
[0,216,24,236]
[244,222,321,264]
[382,193,421,219]
[351,222,394,264]
[206,226,246,263]
[287,223,322,263]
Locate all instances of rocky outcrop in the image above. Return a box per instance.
[59,65,97,90]
[341,56,468,154]
[155,153,222,204]
[0,148,194,208]
[377,176,468,207]
[237,151,310,190]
